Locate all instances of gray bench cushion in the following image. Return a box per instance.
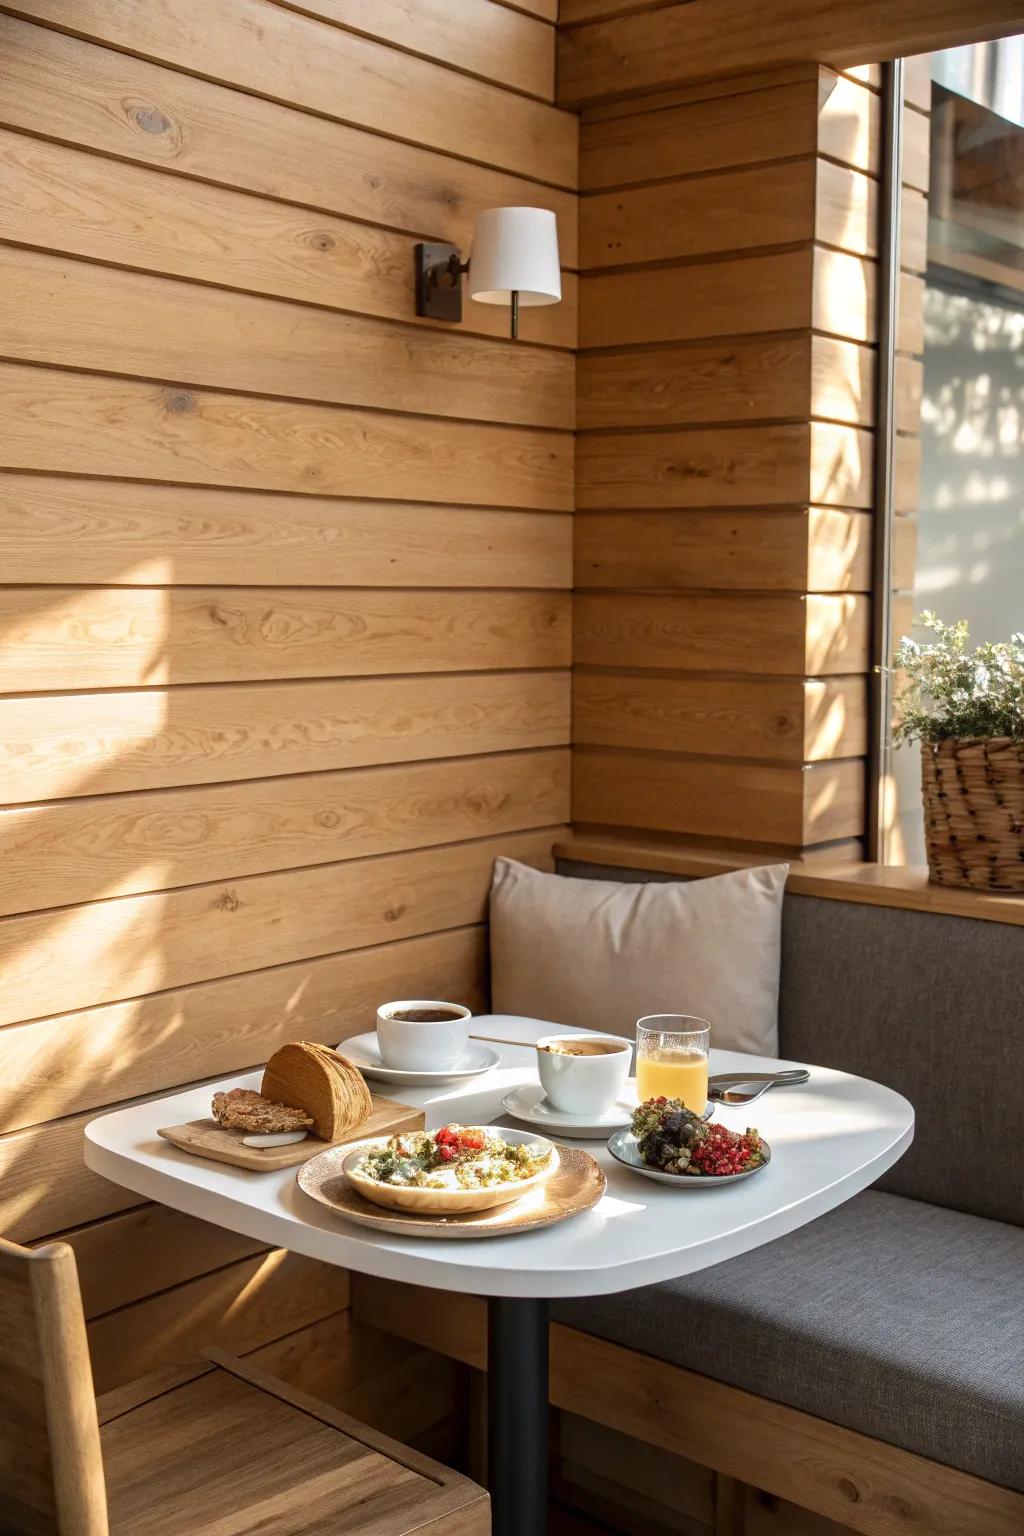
[558,859,1024,1228]
[553,1191,1024,1491]
[779,894,1023,1227]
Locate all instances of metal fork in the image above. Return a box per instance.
[707,1068,810,1104]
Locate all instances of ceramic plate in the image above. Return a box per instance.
[607,1128,771,1187]
[502,1084,715,1139]
[297,1131,605,1239]
[340,1128,558,1215]
[337,1031,499,1086]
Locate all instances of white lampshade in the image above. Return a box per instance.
[468,206,561,309]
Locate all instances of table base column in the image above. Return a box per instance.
[487,1296,549,1536]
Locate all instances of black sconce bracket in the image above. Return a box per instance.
[415,241,467,323]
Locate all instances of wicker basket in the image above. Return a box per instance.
[920,737,1024,891]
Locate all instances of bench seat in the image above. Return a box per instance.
[553,1189,1024,1493]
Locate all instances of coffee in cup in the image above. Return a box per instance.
[536,1033,632,1115]
[377,999,471,1072]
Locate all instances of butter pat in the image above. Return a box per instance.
[242,1130,309,1148]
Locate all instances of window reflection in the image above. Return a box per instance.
[887,42,1024,865]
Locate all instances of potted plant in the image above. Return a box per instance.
[890,612,1024,891]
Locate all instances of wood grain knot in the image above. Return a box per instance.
[216,889,241,912]
[164,390,196,415]
[837,1478,860,1503]
[134,103,171,135]
[311,232,336,253]
[383,905,405,923]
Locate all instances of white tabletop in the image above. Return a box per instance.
[84,1016,914,1299]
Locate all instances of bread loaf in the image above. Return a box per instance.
[261,1042,372,1141]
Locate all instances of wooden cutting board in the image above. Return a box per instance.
[158,1093,423,1171]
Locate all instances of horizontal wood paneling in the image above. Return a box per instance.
[279,0,555,99]
[897,272,926,356]
[575,594,869,676]
[87,1248,350,1393]
[575,673,805,758]
[0,16,579,264]
[578,336,811,430]
[901,187,929,275]
[903,102,931,194]
[574,675,866,762]
[0,588,570,693]
[579,336,870,432]
[60,1205,268,1320]
[895,357,924,436]
[582,248,873,351]
[0,476,572,590]
[557,0,1024,107]
[0,826,558,1028]
[1,925,489,1136]
[577,425,811,509]
[571,63,876,866]
[580,160,815,269]
[0,364,573,509]
[574,750,864,845]
[805,508,872,591]
[0,750,569,916]
[5,0,577,186]
[817,71,879,175]
[0,248,575,431]
[815,160,877,258]
[580,249,814,348]
[577,425,872,510]
[575,508,870,592]
[811,336,875,427]
[0,671,571,804]
[812,247,876,343]
[0,1106,155,1241]
[804,677,868,760]
[0,129,577,350]
[576,510,811,590]
[580,79,819,190]
[1,0,569,1390]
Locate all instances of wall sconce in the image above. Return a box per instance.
[415,206,561,340]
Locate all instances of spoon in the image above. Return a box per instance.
[707,1068,809,1105]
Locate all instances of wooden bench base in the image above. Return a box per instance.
[351,1276,1024,1536]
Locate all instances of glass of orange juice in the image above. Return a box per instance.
[635,1015,710,1113]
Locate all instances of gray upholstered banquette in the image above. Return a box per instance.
[550,863,1024,1494]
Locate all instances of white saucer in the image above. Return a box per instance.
[337,1032,499,1087]
[501,1082,637,1139]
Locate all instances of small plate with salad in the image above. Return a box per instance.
[609,1098,770,1186]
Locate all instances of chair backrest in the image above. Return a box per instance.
[0,1238,108,1535]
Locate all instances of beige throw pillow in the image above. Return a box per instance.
[489,858,788,1057]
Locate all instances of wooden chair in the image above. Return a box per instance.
[0,1236,489,1535]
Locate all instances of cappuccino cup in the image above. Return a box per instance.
[536,1032,632,1115]
[377,999,471,1072]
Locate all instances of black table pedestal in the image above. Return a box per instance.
[487,1295,549,1536]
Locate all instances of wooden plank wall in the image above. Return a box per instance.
[556,0,1024,107]
[573,65,882,856]
[0,0,574,1394]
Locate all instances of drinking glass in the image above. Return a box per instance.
[635,1015,711,1112]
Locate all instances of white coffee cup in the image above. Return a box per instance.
[377,999,471,1072]
[536,1033,632,1116]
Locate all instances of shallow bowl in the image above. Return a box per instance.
[342,1127,559,1214]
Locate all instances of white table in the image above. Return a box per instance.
[85,1015,914,1536]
